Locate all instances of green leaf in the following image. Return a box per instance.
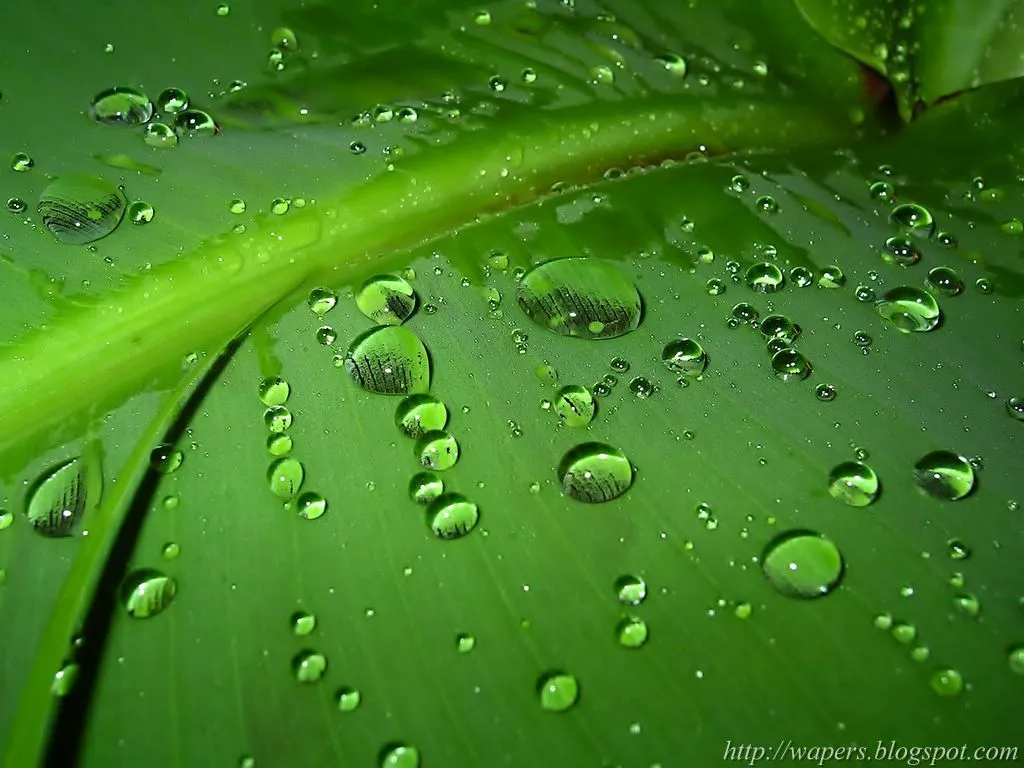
[796,0,1024,120]
[1,1,1023,767]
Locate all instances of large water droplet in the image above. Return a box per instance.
[876,286,940,332]
[882,236,921,266]
[38,175,127,245]
[88,86,153,126]
[307,287,337,316]
[25,454,101,537]
[762,530,844,599]
[827,461,880,507]
[121,569,177,618]
[427,493,479,539]
[150,444,183,474]
[344,326,430,395]
[258,376,290,406]
[558,442,633,503]
[926,266,963,296]
[744,263,785,293]
[336,686,362,711]
[912,450,975,501]
[409,472,444,504]
[517,258,642,339]
[929,667,963,697]
[770,349,811,381]
[616,616,649,648]
[615,574,647,605]
[356,274,417,325]
[396,394,448,438]
[296,491,327,520]
[537,671,580,712]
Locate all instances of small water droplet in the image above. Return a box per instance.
[344,326,431,395]
[770,349,811,382]
[336,686,362,711]
[89,86,153,126]
[292,650,327,683]
[876,286,940,332]
[296,492,327,520]
[889,203,935,238]
[396,394,448,438]
[121,569,177,618]
[427,493,479,539]
[616,616,649,648]
[356,274,417,325]
[745,263,785,293]
[150,444,183,474]
[379,744,420,768]
[661,338,707,376]
[929,668,963,697]
[537,671,579,712]
[267,458,304,499]
[615,574,647,605]
[409,472,444,504]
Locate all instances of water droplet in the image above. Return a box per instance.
[121,569,177,618]
[755,195,779,214]
[292,650,327,683]
[456,632,476,652]
[929,668,963,697]
[11,152,34,172]
[628,377,654,398]
[336,686,362,711]
[355,274,416,325]
[882,236,921,266]
[1002,218,1023,235]
[553,385,595,427]
[661,338,707,376]
[379,744,420,768]
[156,87,189,115]
[127,201,154,225]
[427,493,478,539]
[947,538,971,560]
[827,461,880,507]
[536,671,577,716]
[263,405,292,433]
[745,262,785,293]
[770,349,811,381]
[876,286,940,332]
[869,181,894,202]
[975,277,994,294]
[316,326,337,346]
[258,376,290,406]
[729,174,749,193]
[912,450,975,501]
[0,510,12,531]
[267,458,304,499]
[924,266,962,296]
[815,383,837,401]
[150,444,183,474]
[889,203,935,238]
[7,197,26,214]
[143,122,177,148]
[344,326,430,396]
[759,314,800,345]
[296,492,327,520]
[271,198,290,216]
[89,86,153,126]
[762,530,844,599]
[706,278,726,295]
[38,175,126,245]
[517,258,642,339]
[654,52,687,77]
[610,356,630,373]
[50,661,80,697]
[818,266,845,288]
[1007,396,1024,422]
[790,267,813,287]
[25,454,100,537]
[409,472,444,505]
[558,442,633,503]
[174,109,219,137]
[1008,646,1024,675]
[954,593,981,617]
[616,616,649,648]
[416,430,459,471]
[396,394,448,438]
[162,542,180,559]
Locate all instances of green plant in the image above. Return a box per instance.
[2,1,1023,766]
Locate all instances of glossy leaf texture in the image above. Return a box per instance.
[1,1,1023,767]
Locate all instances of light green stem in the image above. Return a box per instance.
[0,95,861,466]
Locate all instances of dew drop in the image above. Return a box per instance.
[379,744,420,768]
[1008,646,1024,675]
[818,266,845,288]
[291,610,316,636]
[616,616,649,648]
[745,262,785,293]
[427,493,479,539]
[355,275,417,325]
[150,444,183,474]
[876,286,940,332]
[654,52,687,77]
[267,458,304,499]
[929,668,963,697]
[396,394,448,438]
[415,430,459,471]
[344,326,430,395]
[537,671,579,712]
[52,662,79,697]
[174,109,219,137]
[762,530,844,599]
[628,377,654,398]
[882,236,921,266]
[770,349,811,381]
[292,650,327,683]
[558,442,633,503]
[517,258,642,339]
[661,338,707,376]
[156,87,189,115]
[25,455,100,537]
[143,122,177,148]
[456,632,476,652]
[889,203,934,238]
[827,461,880,507]
[121,569,177,618]
[263,405,292,433]
[409,472,444,504]
[258,376,290,406]
[336,686,362,711]
[296,492,327,520]
[554,385,595,427]
[926,266,962,296]
[89,86,153,126]
[912,450,975,501]
[38,175,126,245]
